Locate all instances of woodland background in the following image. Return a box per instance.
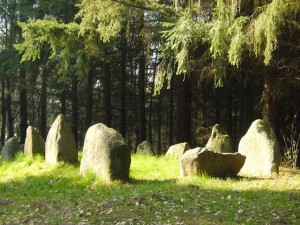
[0,0,299,162]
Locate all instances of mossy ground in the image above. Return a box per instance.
[0,153,300,224]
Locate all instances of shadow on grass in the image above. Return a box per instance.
[0,160,300,224]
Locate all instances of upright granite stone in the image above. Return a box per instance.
[1,137,20,161]
[45,114,78,164]
[180,147,246,177]
[80,123,131,182]
[166,142,190,159]
[24,126,45,157]
[136,141,154,155]
[205,124,233,153]
[238,119,281,177]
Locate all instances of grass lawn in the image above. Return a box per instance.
[0,153,300,224]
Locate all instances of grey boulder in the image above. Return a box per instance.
[205,124,233,153]
[166,142,190,159]
[45,114,78,164]
[238,119,281,177]
[136,141,154,155]
[24,126,45,157]
[80,123,131,182]
[1,137,20,161]
[180,148,245,178]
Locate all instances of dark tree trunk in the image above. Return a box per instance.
[176,76,192,143]
[119,27,127,137]
[226,87,232,137]
[40,70,47,140]
[215,87,221,124]
[149,91,153,144]
[262,68,277,128]
[71,74,78,147]
[168,79,174,147]
[1,81,6,145]
[6,78,14,138]
[103,63,112,127]
[85,68,93,131]
[60,86,66,116]
[19,67,28,144]
[157,93,162,155]
[137,13,146,144]
[137,55,146,144]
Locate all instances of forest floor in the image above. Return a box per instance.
[0,154,300,225]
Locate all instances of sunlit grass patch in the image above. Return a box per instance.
[0,153,300,224]
[130,154,180,181]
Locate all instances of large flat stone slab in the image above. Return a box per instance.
[180,148,245,178]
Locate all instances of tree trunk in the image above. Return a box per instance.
[148,90,153,144]
[168,79,174,147]
[176,76,192,143]
[71,74,78,147]
[40,70,47,140]
[215,87,221,124]
[1,81,6,145]
[119,27,127,137]
[6,78,14,138]
[226,87,232,137]
[157,93,162,155]
[60,85,66,116]
[19,67,28,144]
[103,63,112,127]
[262,68,277,128]
[137,13,146,144]
[85,68,94,131]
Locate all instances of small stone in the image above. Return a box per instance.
[45,114,78,164]
[166,142,190,159]
[1,137,20,161]
[24,126,45,157]
[206,124,233,153]
[136,141,154,155]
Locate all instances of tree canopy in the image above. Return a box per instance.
[0,0,299,158]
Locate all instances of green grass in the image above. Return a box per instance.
[1,153,300,224]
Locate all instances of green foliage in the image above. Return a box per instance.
[227,16,247,67]
[76,0,127,42]
[207,0,300,79]
[155,9,207,93]
[252,0,299,65]
[14,18,95,76]
[15,18,80,61]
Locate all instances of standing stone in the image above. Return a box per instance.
[238,119,281,177]
[136,141,154,155]
[180,147,246,177]
[205,124,233,153]
[166,142,190,159]
[24,126,45,157]
[45,114,78,164]
[1,137,20,161]
[80,123,131,182]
